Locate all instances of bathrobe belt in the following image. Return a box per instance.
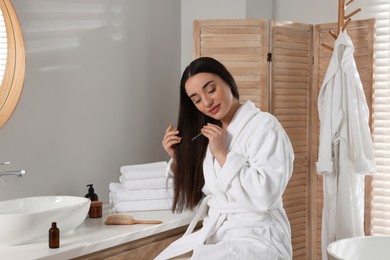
[155,195,282,260]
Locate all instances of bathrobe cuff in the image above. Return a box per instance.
[316,160,333,175]
[216,152,247,192]
[353,159,376,175]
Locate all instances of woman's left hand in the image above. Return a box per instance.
[201,123,227,166]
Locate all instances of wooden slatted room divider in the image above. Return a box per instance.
[194,18,374,260]
[269,21,314,259]
[193,19,269,111]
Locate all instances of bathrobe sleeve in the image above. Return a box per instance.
[316,75,342,175]
[315,41,343,176]
[216,118,294,211]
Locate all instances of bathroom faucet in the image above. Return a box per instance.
[0,161,26,178]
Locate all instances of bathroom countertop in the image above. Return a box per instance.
[0,204,195,260]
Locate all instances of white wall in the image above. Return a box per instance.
[0,0,181,201]
[273,0,370,24]
[246,0,274,19]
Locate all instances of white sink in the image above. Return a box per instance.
[0,196,90,246]
[327,236,390,260]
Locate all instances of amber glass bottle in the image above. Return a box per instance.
[89,201,103,218]
[48,222,60,248]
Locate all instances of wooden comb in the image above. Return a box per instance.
[104,214,162,225]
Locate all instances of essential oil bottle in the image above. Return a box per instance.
[48,222,60,248]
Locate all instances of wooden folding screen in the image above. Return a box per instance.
[269,21,314,259]
[193,18,374,260]
[193,19,269,111]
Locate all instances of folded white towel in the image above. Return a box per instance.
[111,198,172,212]
[119,173,169,183]
[120,177,172,190]
[120,161,168,180]
[109,182,174,202]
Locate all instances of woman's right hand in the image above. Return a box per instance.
[162,124,181,158]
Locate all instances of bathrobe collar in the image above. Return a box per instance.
[225,100,259,150]
[202,100,259,195]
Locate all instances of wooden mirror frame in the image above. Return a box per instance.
[0,0,25,128]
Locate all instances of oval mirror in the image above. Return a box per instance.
[0,0,26,128]
[0,6,7,84]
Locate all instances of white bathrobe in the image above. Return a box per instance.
[316,31,376,260]
[156,101,294,260]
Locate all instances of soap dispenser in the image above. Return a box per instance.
[85,184,102,218]
[85,184,98,201]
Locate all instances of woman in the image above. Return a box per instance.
[157,57,294,260]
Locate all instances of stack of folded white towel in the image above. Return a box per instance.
[109,161,173,212]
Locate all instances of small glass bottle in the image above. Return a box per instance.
[49,222,60,248]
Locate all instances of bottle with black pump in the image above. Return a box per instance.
[85,184,102,218]
[85,184,98,201]
[48,222,60,248]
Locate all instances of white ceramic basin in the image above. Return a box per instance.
[0,196,90,246]
[327,236,390,260]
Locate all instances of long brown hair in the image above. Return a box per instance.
[172,57,239,212]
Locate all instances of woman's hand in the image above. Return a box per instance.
[162,124,181,158]
[201,123,227,166]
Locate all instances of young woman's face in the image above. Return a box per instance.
[185,72,238,122]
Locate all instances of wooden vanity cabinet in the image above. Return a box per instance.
[72,224,197,260]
